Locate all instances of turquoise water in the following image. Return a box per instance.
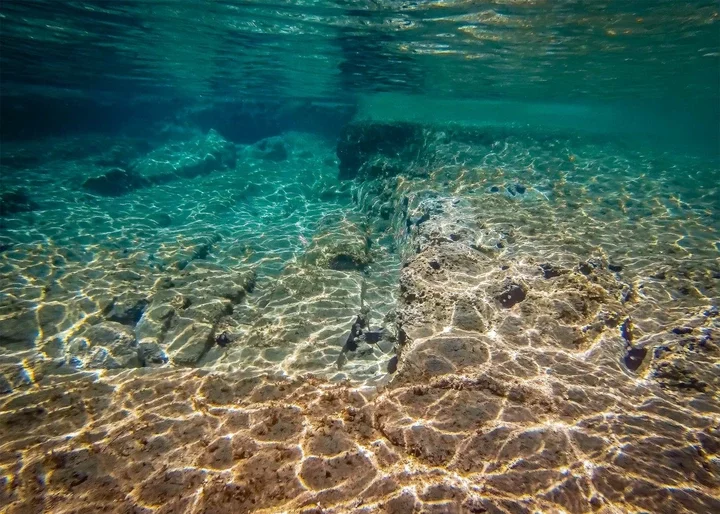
[0,2,719,513]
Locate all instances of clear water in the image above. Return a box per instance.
[0,2,719,513]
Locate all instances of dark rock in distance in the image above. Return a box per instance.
[83,168,149,196]
[0,188,38,216]
[253,136,289,161]
[336,122,423,180]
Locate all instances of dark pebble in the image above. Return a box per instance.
[672,326,693,335]
[387,355,398,373]
[539,263,562,279]
[624,347,647,372]
[429,260,441,270]
[496,283,526,308]
[216,331,232,347]
[515,184,526,194]
[364,330,384,344]
[489,186,500,193]
[608,263,623,272]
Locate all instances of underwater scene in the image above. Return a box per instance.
[0,1,718,513]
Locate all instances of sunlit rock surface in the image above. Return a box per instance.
[0,123,718,512]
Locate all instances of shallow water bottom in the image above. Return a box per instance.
[0,124,718,512]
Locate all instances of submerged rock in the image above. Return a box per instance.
[623,346,647,372]
[68,321,140,369]
[138,340,169,367]
[302,217,373,271]
[0,188,38,216]
[82,168,149,196]
[328,253,368,271]
[494,281,527,309]
[0,308,39,349]
[539,263,563,279]
[150,212,173,227]
[336,122,424,180]
[82,130,236,196]
[106,292,148,326]
[135,129,236,184]
[250,136,289,161]
[452,301,486,332]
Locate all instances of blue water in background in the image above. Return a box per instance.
[0,0,718,156]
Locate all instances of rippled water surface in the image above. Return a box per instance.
[1,0,718,99]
